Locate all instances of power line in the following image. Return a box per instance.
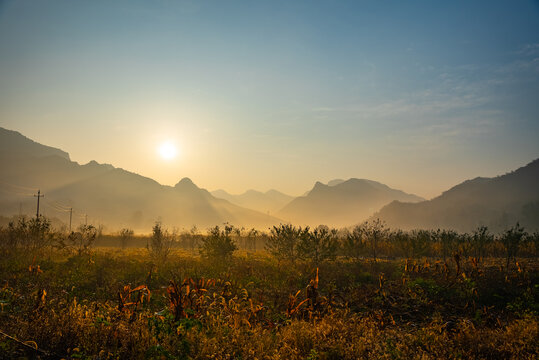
[1,181,86,228]
[0,186,35,197]
[43,200,71,213]
[49,199,72,211]
[0,179,38,193]
[42,202,70,213]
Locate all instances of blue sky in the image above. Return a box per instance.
[0,0,538,198]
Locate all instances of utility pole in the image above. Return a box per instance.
[69,208,73,232]
[34,190,44,220]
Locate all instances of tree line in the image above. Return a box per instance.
[1,216,538,268]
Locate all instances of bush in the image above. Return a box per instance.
[266,224,309,263]
[149,221,174,261]
[342,225,368,261]
[199,223,238,259]
[472,226,493,260]
[500,222,527,268]
[66,224,98,256]
[297,225,339,265]
[362,218,388,261]
[119,228,134,249]
[0,216,53,256]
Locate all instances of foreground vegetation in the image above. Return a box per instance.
[0,217,538,359]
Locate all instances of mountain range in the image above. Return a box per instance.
[211,189,294,215]
[374,159,539,232]
[1,126,537,233]
[0,128,280,232]
[277,179,424,228]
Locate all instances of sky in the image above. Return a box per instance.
[0,0,538,199]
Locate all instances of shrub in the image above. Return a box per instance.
[472,226,493,260]
[119,228,134,249]
[67,224,98,256]
[342,225,368,261]
[199,223,238,259]
[362,218,388,261]
[266,224,309,263]
[392,229,412,258]
[0,216,53,256]
[149,221,174,261]
[438,229,458,261]
[500,222,527,268]
[297,225,339,265]
[408,229,432,258]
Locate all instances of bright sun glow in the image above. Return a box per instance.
[158,141,178,160]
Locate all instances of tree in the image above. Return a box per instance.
[149,221,174,261]
[392,229,412,259]
[343,225,367,261]
[68,224,97,256]
[1,216,53,255]
[408,229,432,259]
[471,226,493,261]
[438,229,458,262]
[457,232,473,258]
[199,223,238,259]
[246,228,259,252]
[297,225,339,265]
[119,228,134,249]
[179,225,202,254]
[362,218,388,261]
[265,224,308,263]
[500,222,527,268]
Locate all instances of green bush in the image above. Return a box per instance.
[199,223,238,259]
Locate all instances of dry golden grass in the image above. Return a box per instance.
[0,248,537,359]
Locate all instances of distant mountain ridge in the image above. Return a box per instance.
[0,128,70,160]
[374,159,539,232]
[3,127,536,232]
[210,188,294,215]
[277,178,424,228]
[0,127,281,232]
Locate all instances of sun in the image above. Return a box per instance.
[158,141,178,160]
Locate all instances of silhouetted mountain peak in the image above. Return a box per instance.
[327,179,345,186]
[308,181,330,196]
[313,181,326,189]
[375,158,539,232]
[0,128,281,230]
[279,178,424,227]
[174,177,199,190]
[0,127,70,161]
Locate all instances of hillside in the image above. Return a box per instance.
[374,159,539,232]
[211,189,294,215]
[0,127,281,232]
[277,178,424,228]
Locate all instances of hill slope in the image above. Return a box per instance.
[0,127,281,232]
[374,159,539,232]
[277,179,424,228]
[211,189,294,215]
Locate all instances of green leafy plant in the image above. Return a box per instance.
[297,225,339,265]
[265,224,309,263]
[199,223,238,259]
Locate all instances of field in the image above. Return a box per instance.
[0,220,538,359]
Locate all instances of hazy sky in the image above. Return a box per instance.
[1,0,538,199]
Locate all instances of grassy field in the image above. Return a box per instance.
[0,244,538,359]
